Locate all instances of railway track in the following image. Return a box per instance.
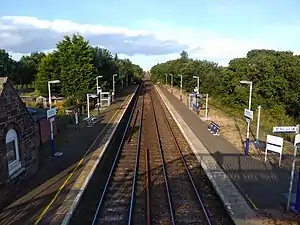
[71,81,233,225]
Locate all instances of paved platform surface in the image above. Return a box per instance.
[0,86,136,225]
[157,86,295,215]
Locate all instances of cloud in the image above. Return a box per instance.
[0,16,187,59]
[1,16,300,70]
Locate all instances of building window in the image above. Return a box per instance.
[6,128,21,176]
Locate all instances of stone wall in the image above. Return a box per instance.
[0,81,39,207]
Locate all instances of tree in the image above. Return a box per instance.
[19,52,46,86]
[150,49,300,121]
[180,50,189,60]
[0,49,14,81]
[56,34,96,98]
[35,52,60,95]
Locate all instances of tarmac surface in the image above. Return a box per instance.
[0,86,135,225]
[158,86,293,212]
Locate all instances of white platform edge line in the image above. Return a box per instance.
[60,85,139,225]
[154,85,262,225]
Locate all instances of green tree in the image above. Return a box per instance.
[0,49,15,81]
[35,52,60,95]
[56,34,96,99]
[19,52,46,86]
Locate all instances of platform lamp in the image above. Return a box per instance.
[96,76,103,115]
[48,80,60,109]
[178,74,183,101]
[47,79,62,157]
[112,74,117,102]
[240,80,253,155]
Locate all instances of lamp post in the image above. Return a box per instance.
[87,94,98,118]
[48,80,60,109]
[240,80,253,155]
[193,76,199,93]
[96,76,103,115]
[170,73,173,94]
[112,74,117,102]
[165,74,168,89]
[179,74,183,101]
[255,105,261,143]
[47,80,62,157]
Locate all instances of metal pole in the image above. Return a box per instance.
[96,77,99,92]
[50,119,55,156]
[48,82,52,109]
[197,77,199,93]
[245,83,252,155]
[87,94,90,118]
[205,94,208,120]
[165,74,168,89]
[249,82,252,110]
[170,74,173,94]
[287,143,298,211]
[112,75,115,102]
[180,75,182,101]
[256,105,261,142]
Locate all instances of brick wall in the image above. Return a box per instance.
[0,81,39,207]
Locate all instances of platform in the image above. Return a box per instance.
[155,85,297,224]
[0,86,138,225]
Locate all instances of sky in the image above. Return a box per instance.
[0,0,300,70]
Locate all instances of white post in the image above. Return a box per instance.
[112,74,117,102]
[287,142,298,211]
[87,94,90,118]
[179,74,183,101]
[170,74,173,94]
[240,80,253,156]
[205,94,208,120]
[48,82,52,109]
[256,105,261,142]
[165,74,168,89]
[249,82,252,110]
[96,77,99,92]
[245,82,253,154]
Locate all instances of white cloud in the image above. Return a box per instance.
[1,16,300,70]
[0,16,187,69]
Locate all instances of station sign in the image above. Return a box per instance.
[47,108,57,119]
[273,126,298,134]
[244,108,253,123]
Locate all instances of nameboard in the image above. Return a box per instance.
[265,134,283,166]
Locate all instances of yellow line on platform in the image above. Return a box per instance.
[34,94,131,225]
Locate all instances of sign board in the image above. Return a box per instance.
[47,108,57,119]
[294,134,300,146]
[97,88,102,95]
[265,134,284,166]
[273,126,298,134]
[244,108,253,120]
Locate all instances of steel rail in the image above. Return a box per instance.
[127,90,145,224]
[149,90,176,225]
[146,148,151,225]
[158,90,212,225]
[91,83,142,225]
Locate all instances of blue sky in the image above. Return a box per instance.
[0,0,300,69]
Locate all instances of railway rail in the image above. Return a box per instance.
[70,81,233,225]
